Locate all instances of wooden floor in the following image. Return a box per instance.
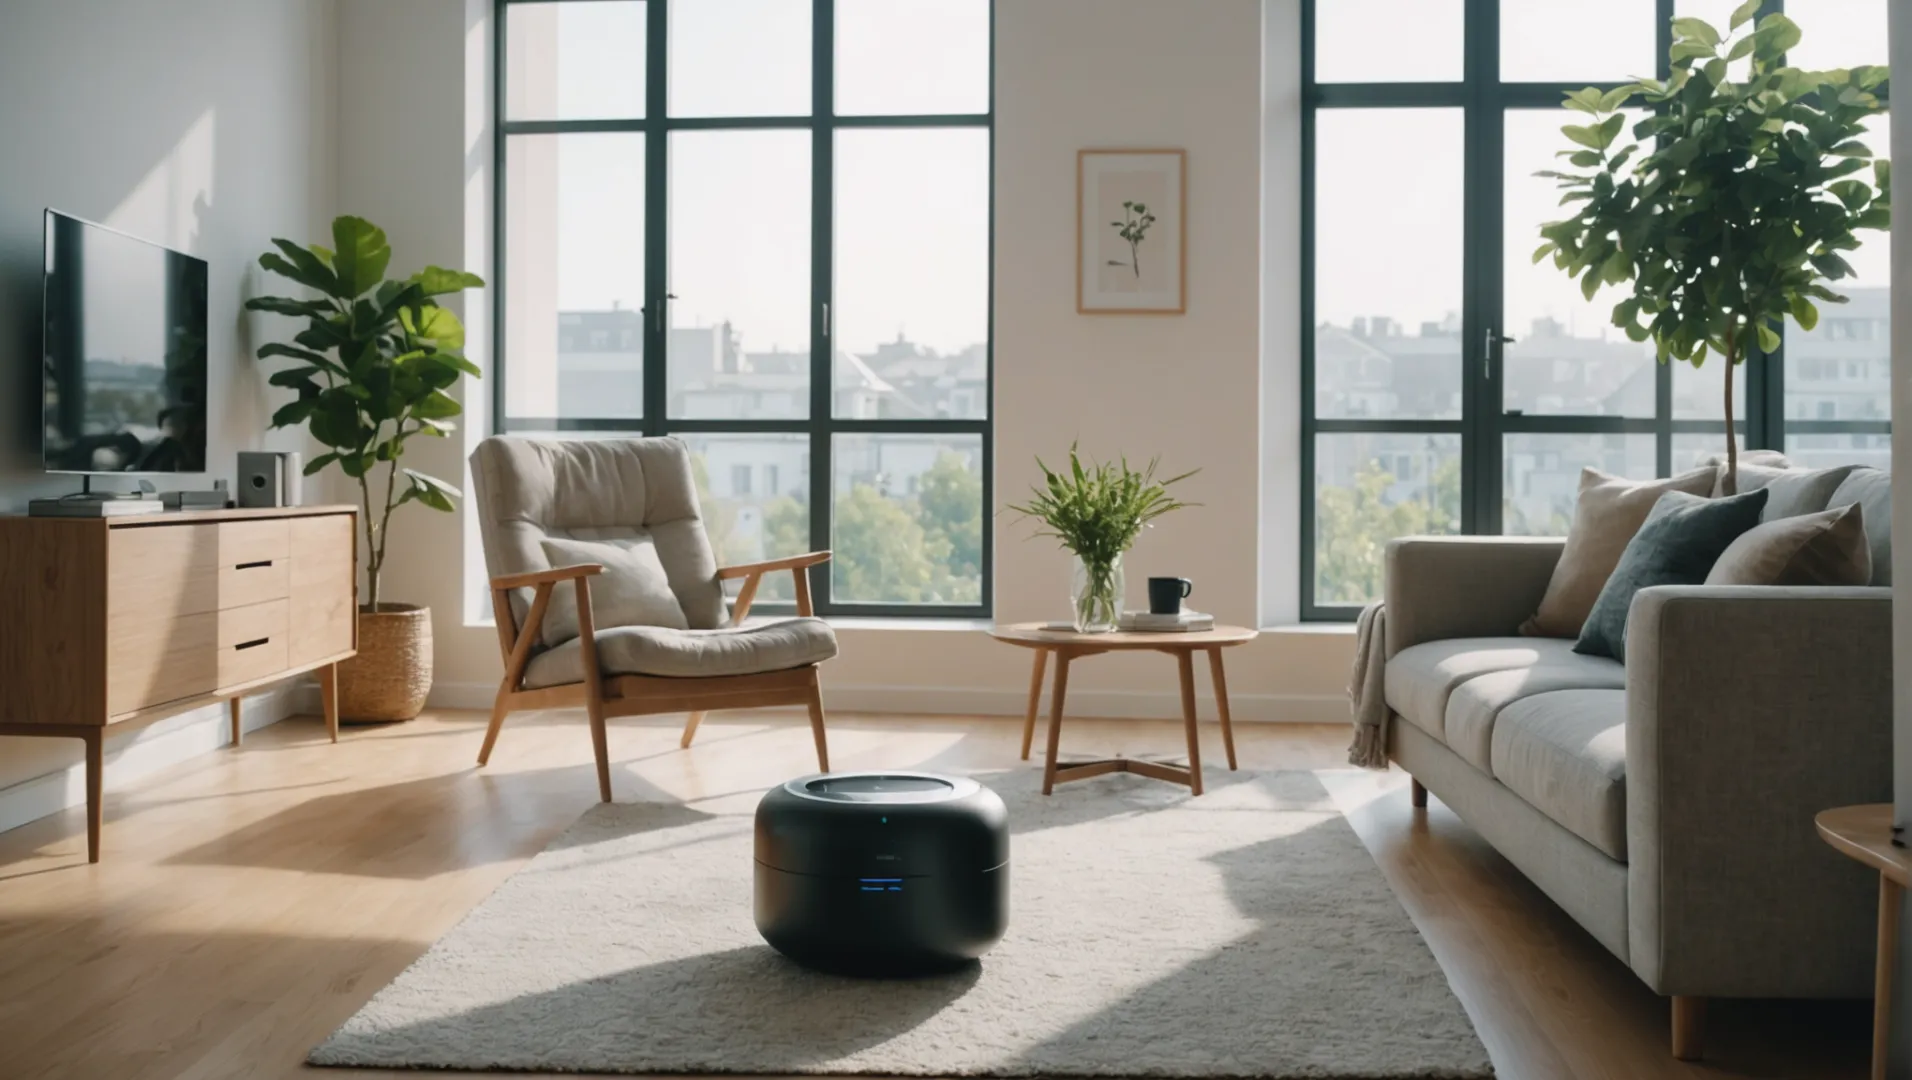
[0,708,1870,1079]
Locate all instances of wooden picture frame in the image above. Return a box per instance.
[1077,149,1186,315]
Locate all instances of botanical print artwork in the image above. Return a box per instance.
[1078,150,1184,313]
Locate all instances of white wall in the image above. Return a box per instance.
[0,0,337,834]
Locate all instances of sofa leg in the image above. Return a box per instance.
[1410,778,1427,809]
[1671,996,1705,1061]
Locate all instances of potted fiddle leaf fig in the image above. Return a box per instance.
[246,215,484,721]
[1535,2,1890,493]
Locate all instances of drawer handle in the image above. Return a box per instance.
[233,637,271,652]
[234,559,274,571]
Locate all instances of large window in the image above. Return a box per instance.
[1302,0,1890,617]
[496,0,993,616]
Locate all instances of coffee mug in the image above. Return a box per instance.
[1147,577,1193,615]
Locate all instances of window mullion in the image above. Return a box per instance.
[643,0,669,436]
[809,0,836,610]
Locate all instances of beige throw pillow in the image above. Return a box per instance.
[538,534,690,648]
[1705,503,1871,587]
[1519,466,1718,638]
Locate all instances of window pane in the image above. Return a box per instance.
[1672,358,1747,420]
[833,434,983,605]
[1315,0,1463,83]
[1315,109,1464,420]
[1672,430,1743,471]
[1504,109,1655,417]
[836,0,989,116]
[1786,432,1891,471]
[1503,434,1654,535]
[834,129,988,420]
[677,435,812,604]
[1787,0,1889,71]
[668,131,811,419]
[1789,114,1889,425]
[669,0,809,117]
[505,1,646,121]
[1314,433,1461,607]
[505,135,646,423]
[1501,0,1656,83]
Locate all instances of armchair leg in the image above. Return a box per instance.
[1410,778,1428,809]
[805,670,830,773]
[478,693,510,766]
[681,710,706,750]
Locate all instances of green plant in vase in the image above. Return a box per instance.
[1008,445,1197,633]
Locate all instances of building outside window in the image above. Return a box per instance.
[495,0,993,614]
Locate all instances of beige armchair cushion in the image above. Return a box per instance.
[470,436,730,631]
[522,620,839,688]
[537,534,689,648]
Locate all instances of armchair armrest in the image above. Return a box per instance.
[716,551,832,580]
[718,551,832,620]
[1384,536,1564,657]
[1625,584,1891,998]
[491,563,604,591]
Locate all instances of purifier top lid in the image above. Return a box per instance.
[787,772,976,805]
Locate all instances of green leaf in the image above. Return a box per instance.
[328,215,392,299]
[1568,149,1603,168]
[402,469,461,512]
[1829,139,1873,158]
[1729,0,1761,30]
[1828,179,1871,210]
[255,342,341,371]
[1531,242,1557,265]
[1753,13,1802,60]
[401,304,466,350]
[1876,159,1891,189]
[410,265,485,297]
[1563,87,1606,114]
[270,399,315,429]
[1756,322,1782,352]
[245,295,331,319]
[1789,294,1819,331]
[1597,85,1638,113]
[1725,34,1757,62]
[1671,17,1721,48]
[1561,124,1605,150]
[1670,40,1717,64]
[302,452,340,476]
[258,251,336,297]
[411,389,463,420]
[267,367,320,389]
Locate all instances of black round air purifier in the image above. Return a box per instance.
[754,772,1008,975]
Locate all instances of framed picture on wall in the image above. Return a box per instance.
[1077,149,1186,314]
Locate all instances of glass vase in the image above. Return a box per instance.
[1070,554,1124,634]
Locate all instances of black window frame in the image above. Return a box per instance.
[492,0,996,620]
[1300,0,1889,621]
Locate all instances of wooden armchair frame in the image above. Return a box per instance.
[478,551,835,801]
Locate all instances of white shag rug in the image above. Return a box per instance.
[311,769,1491,1078]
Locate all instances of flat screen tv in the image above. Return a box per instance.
[41,209,208,474]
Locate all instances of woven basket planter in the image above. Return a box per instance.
[337,603,433,722]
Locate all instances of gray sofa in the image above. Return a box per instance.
[1382,466,1893,1060]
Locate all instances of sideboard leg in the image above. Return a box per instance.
[1671,995,1705,1061]
[229,697,243,747]
[83,729,103,864]
[320,663,340,743]
[1411,778,1428,809]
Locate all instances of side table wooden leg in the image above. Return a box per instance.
[1020,648,1048,761]
[1207,647,1237,771]
[1043,653,1070,795]
[319,663,340,743]
[1177,649,1203,796]
[1875,873,1901,1080]
[229,697,243,747]
[83,729,103,864]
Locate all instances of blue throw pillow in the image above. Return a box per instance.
[1574,488,1769,663]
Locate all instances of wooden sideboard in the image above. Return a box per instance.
[0,504,357,861]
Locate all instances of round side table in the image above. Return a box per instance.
[987,623,1258,796]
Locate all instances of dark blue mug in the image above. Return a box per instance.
[1147,577,1193,615]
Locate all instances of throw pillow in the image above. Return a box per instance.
[1520,466,1718,638]
[1705,503,1870,587]
[1828,467,1892,586]
[1755,464,1861,522]
[537,534,690,648]
[1575,488,1769,663]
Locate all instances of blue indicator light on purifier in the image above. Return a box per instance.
[881,816,888,824]
[858,878,902,883]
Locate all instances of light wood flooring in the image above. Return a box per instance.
[0,708,1871,1079]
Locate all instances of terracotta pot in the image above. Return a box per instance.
[336,603,433,722]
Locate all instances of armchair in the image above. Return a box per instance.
[470,436,839,801]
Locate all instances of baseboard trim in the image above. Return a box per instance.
[0,685,300,839]
[415,680,1347,724]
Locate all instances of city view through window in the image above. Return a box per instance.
[1306,0,1890,612]
[499,0,991,611]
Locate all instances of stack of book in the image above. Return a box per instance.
[1119,610,1215,633]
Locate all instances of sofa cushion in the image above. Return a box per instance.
[522,618,838,687]
[1490,689,1629,861]
[1575,488,1768,663]
[1740,464,1861,522]
[1386,637,1593,745]
[1705,503,1871,587]
[1828,467,1892,586]
[1520,467,1718,639]
[1443,652,1626,772]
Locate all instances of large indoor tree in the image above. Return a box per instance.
[1534,0,1890,493]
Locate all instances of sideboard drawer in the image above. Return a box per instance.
[217,599,290,689]
[217,520,290,608]
[107,610,219,718]
[109,519,291,620]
